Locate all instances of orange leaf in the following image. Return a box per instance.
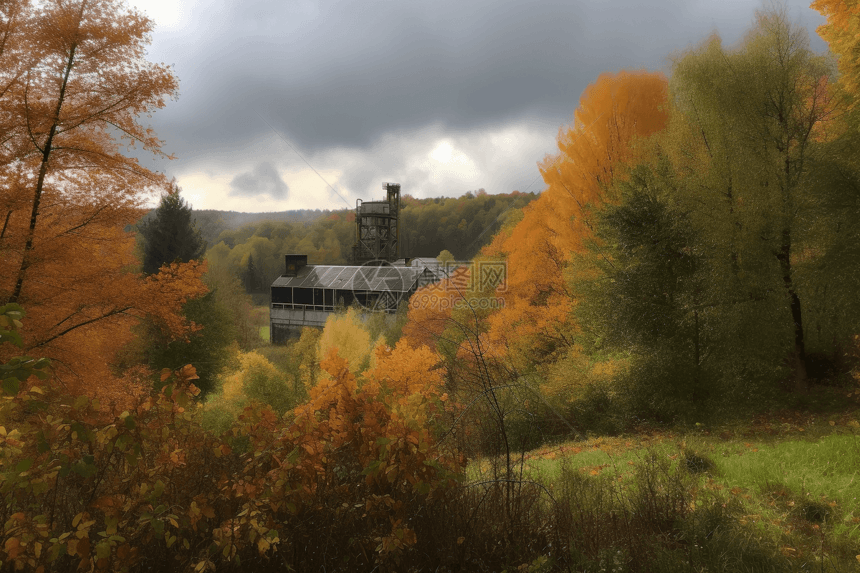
[4,537,20,559]
[77,536,91,560]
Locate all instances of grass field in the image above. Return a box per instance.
[253,305,270,343]
[466,407,860,571]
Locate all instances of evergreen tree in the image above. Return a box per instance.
[132,181,230,394]
[138,289,236,395]
[140,181,206,275]
[243,254,260,293]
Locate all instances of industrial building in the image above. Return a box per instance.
[269,183,443,342]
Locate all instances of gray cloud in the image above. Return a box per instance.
[137,0,829,209]
[228,161,289,199]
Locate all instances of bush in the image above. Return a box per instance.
[567,381,628,436]
[203,350,301,430]
[0,339,464,572]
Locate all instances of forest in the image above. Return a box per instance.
[2,0,860,571]
[191,190,535,302]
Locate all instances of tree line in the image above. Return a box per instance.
[203,190,535,297]
[406,6,860,438]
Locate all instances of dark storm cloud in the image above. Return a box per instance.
[147,0,827,170]
[228,161,289,199]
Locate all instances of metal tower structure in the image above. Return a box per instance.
[352,182,400,264]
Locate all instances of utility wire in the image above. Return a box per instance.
[256,108,606,217]
[255,111,353,210]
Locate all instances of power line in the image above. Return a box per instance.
[255,112,353,210]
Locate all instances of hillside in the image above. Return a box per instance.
[200,189,536,295]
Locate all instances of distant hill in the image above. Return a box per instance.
[192,209,337,249]
[135,208,340,250]
[186,189,538,297]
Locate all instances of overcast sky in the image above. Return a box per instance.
[130,0,829,213]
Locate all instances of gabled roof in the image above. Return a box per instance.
[271,265,435,293]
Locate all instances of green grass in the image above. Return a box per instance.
[514,429,860,509]
[712,433,860,503]
[467,417,860,571]
[253,305,270,342]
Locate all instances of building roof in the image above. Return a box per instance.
[391,257,442,268]
[271,264,435,293]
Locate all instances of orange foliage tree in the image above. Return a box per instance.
[220,339,461,566]
[0,0,203,404]
[401,265,471,352]
[483,71,669,361]
[812,0,860,104]
[0,321,462,571]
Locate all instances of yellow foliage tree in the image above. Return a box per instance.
[812,0,860,104]
[317,307,381,375]
[204,350,295,431]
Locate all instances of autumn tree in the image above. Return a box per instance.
[401,73,670,443]
[316,307,379,375]
[128,183,231,395]
[0,0,203,403]
[436,249,455,265]
[202,350,298,432]
[482,71,669,364]
[665,7,846,389]
[0,0,32,169]
[812,0,860,105]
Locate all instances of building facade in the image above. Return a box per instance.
[269,254,440,343]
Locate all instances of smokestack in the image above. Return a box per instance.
[284,254,307,277]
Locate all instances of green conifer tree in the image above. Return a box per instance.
[244,254,260,293]
[140,181,206,275]
[131,181,230,394]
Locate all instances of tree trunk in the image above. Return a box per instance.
[7,40,78,304]
[777,227,808,392]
